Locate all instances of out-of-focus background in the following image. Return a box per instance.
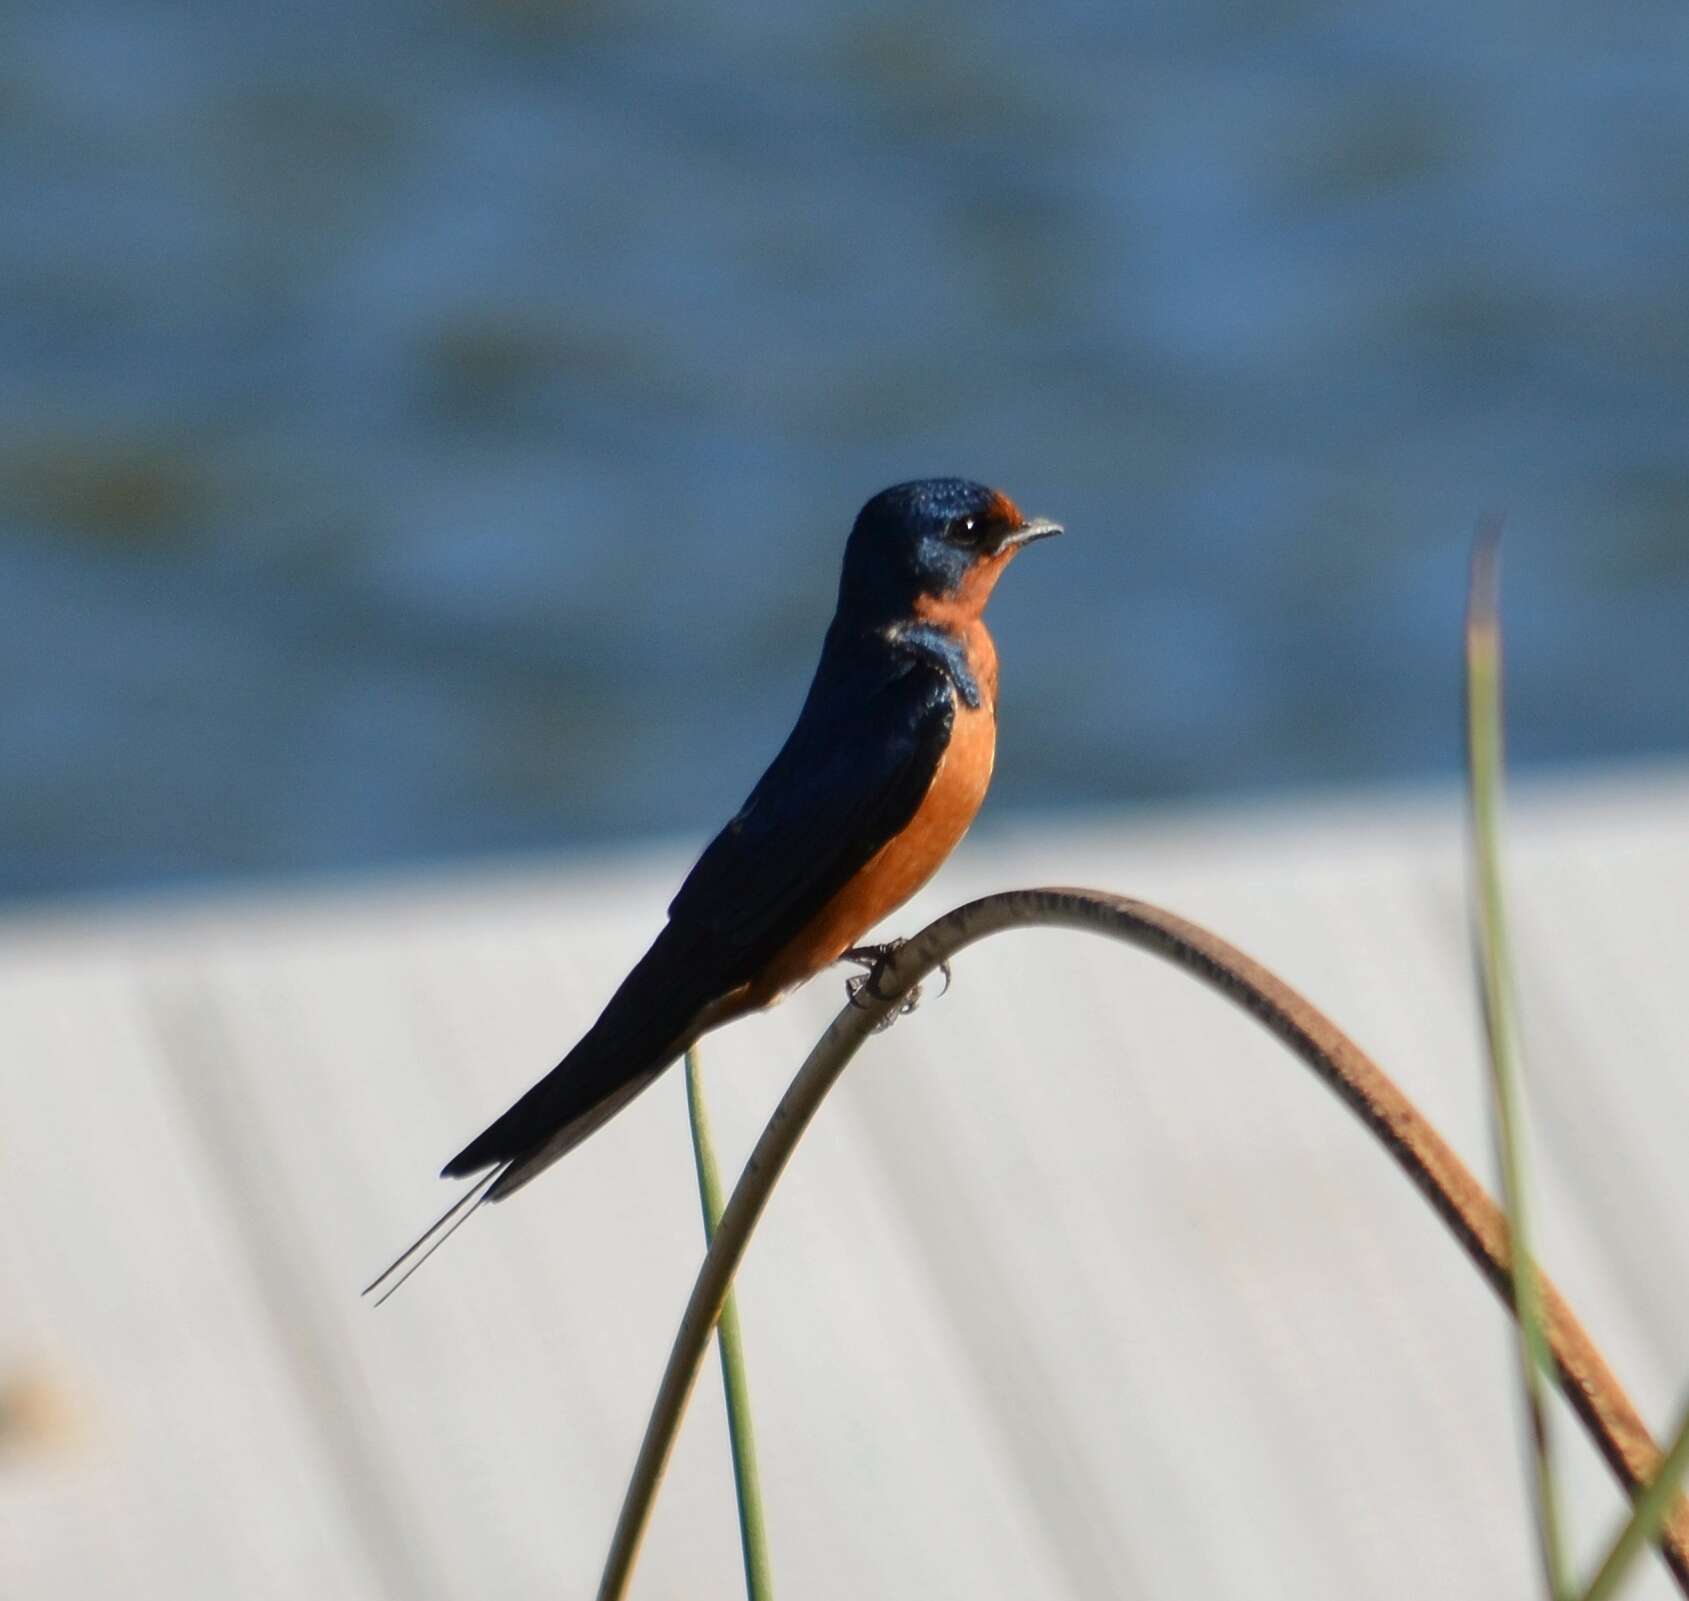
[5,4,1689,1600]
[3,0,1687,900]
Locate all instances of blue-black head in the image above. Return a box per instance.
[837,478,1061,622]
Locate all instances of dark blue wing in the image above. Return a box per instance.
[441,642,954,1189]
[666,646,955,977]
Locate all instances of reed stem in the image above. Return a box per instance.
[684,1044,775,1601]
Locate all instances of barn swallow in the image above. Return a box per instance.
[367,478,1059,1298]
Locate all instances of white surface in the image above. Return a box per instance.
[3,765,1687,1599]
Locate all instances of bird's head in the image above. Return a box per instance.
[838,478,1062,625]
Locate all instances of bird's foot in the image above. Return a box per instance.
[840,939,951,1031]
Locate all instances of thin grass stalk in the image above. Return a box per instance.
[684,1045,774,1601]
[596,888,1689,1601]
[1582,1404,1689,1601]
[1467,521,1570,1599]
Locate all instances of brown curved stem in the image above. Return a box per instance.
[597,888,1689,1600]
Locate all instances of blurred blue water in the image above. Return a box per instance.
[3,0,1687,899]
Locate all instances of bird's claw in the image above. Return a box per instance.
[840,940,952,1031]
[844,969,913,1032]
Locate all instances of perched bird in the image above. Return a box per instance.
[367,478,1060,1297]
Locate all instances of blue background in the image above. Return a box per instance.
[4,0,1687,900]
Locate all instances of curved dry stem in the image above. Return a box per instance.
[597,888,1689,1601]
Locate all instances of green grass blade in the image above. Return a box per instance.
[684,1045,775,1601]
[1582,1404,1689,1601]
[1466,518,1570,1600]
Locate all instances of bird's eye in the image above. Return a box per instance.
[946,515,979,543]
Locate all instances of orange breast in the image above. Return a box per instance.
[745,692,996,1005]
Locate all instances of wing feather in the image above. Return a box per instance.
[666,648,954,979]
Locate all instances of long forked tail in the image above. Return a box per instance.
[361,1057,673,1306]
[360,1058,667,1307]
[364,1049,697,1306]
[363,928,718,1303]
[361,1165,507,1305]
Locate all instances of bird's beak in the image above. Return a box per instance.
[997,515,1063,552]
